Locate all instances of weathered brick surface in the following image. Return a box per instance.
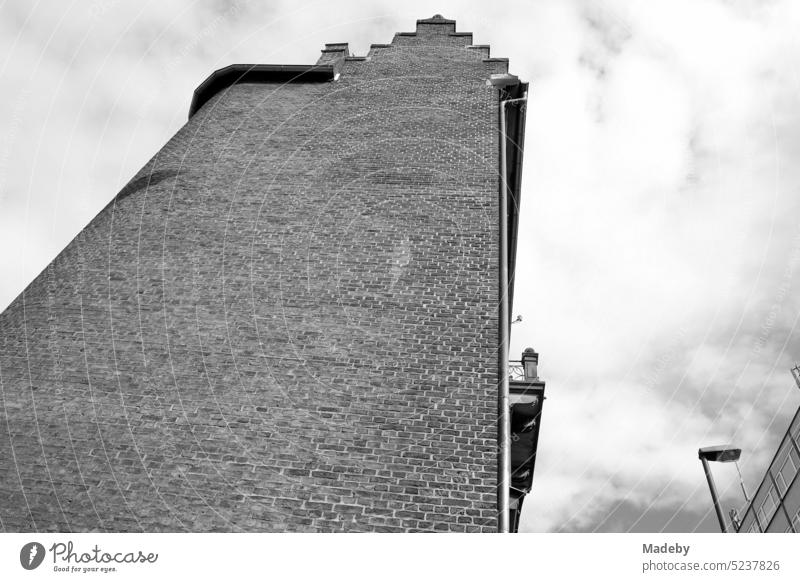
[0,16,509,532]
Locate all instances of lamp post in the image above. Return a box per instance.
[698,445,741,533]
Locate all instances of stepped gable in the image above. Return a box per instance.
[315,14,509,77]
[188,15,517,120]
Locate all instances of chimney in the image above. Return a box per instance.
[521,347,539,381]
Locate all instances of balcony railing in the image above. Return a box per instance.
[508,360,525,381]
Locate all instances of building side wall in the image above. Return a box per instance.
[0,25,504,532]
[738,408,800,533]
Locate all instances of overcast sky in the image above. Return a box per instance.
[2,0,800,533]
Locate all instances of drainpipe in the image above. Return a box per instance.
[498,89,527,533]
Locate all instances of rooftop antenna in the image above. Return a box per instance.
[792,364,800,390]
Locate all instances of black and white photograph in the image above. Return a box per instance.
[1,0,799,579]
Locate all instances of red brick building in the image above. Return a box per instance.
[0,15,527,532]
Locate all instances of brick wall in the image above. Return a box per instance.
[0,15,511,532]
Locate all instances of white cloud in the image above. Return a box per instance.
[513,0,800,531]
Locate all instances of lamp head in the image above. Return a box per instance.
[698,445,741,463]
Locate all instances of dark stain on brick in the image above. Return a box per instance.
[115,168,181,202]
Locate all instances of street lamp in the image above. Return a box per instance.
[698,445,741,533]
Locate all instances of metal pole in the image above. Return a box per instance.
[498,93,527,534]
[734,461,750,502]
[700,456,729,532]
[498,96,511,534]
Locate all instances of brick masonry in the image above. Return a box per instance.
[0,15,517,532]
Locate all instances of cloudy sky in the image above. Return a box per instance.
[2,0,800,533]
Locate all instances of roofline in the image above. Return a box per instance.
[417,15,456,25]
[505,81,528,317]
[188,64,335,119]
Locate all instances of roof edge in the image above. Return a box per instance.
[188,64,335,119]
[417,15,455,25]
[505,81,528,317]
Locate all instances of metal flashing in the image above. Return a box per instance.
[189,64,335,118]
